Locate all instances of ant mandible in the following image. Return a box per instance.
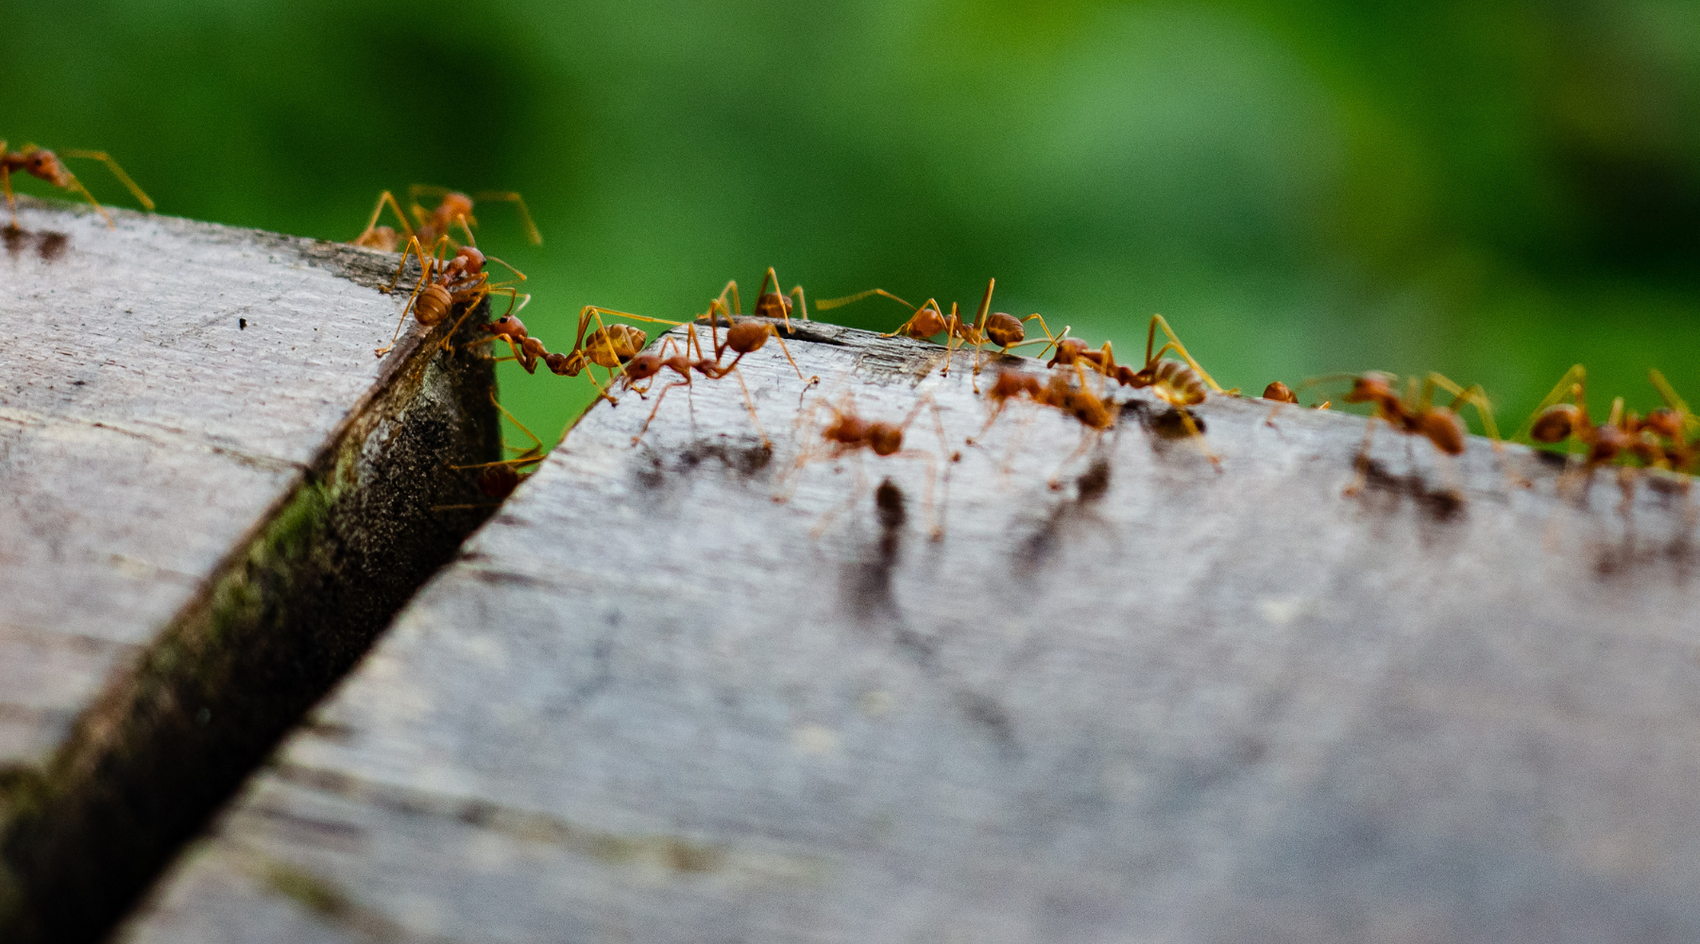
[1,141,154,229]
[354,185,542,252]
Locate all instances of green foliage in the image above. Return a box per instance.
[5,0,1697,442]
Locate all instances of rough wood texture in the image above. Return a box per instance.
[0,197,501,943]
[125,319,1700,944]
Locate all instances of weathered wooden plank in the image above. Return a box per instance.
[0,197,502,942]
[124,318,1700,943]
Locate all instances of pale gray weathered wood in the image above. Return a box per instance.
[125,319,1700,943]
[0,197,499,942]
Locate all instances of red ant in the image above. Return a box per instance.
[1045,315,1224,468]
[1521,365,1694,476]
[373,230,528,357]
[1,140,154,229]
[974,363,1123,486]
[818,278,1059,384]
[530,306,686,404]
[782,392,950,539]
[436,393,546,509]
[696,270,816,385]
[1312,371,1501,496]
[616,326,771,446]
[705,267,811,327]
[1260,380,1330,426]
[353,185,541,252]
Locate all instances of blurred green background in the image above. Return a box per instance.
[6,0,1698,446]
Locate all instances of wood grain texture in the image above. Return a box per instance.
[124,318,1700,944]
[0,197,501,942]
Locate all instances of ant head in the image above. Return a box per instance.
[1343,372,1396,404]
[1263,381,1299,403]
[868,422,904,456]
[1420,408,1466,455]
[478,465,522,499]
[22,149,72,186]
[487,314,526,337]
[1047,337,1089,368]
[983,312,1024,348]
[624,352,663,382]
[1531,404,1581,444]
[1644,408,1684,440]
[454,246,486,273]
[909,304,949,338]
[437,192,475,219]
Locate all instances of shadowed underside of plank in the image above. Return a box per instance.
[125,319,1700,944]
[0,198,502,943]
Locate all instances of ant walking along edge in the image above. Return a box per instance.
[779,390,953,540]
[1304,371,1504,498]
[373,223,530,357]
[353,185,542,252]
[432,391,547,511]
[1,140,154,229]
[818,278,1063,386]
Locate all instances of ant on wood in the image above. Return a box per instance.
[817,278,1060,385]
[532,305,686,403]
[1,141,154,229]
[781,391,951,539]
[434,392,546,510]
[353,185,541,252]
[1310,371,1501,497]
[695,270,816,386]
[976,362,1121,486]
[620,304,816,446]
[1045,315,1224,469]
[373,228,528,357]
[1521,365,1697,479]
[1260,380,1330,426]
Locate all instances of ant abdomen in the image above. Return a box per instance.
[414,284,454,326]
[1531,404,1582,444]
[983,312,1025,348]
[1420,409,1467,455]
[1146,359,1207,406]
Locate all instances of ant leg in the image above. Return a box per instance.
[729,366,771,448]
[1516,364,1588,441]
[631,379,691,445]
[788,285,809,321]
[817,288,916,316]
[709,280,741,317]
[1145,314,1224,394]
[57,172,115,228]
[1344,416,1381,496]
[473,190,543,244]
[61,150,154,211]
[2,164,15,228]
[811,452,871,540]
[1169,405,1221,472]
[767,327,818,386]
[357,191,413,245]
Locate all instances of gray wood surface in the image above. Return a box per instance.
[0,197,500,942]
[124,319,1700,944]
